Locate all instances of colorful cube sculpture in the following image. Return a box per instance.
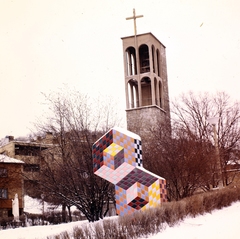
[92,127,167,216]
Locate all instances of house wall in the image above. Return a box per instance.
[0,141,52,196]
[0,162,24,219]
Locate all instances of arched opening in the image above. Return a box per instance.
[154,78,158,105]
[152,45,155,73]
[139,44,150,73]
[126,47,137,76]
[156,49,161,77]
[141,77,151,106]
[159,80,163,108]
[127,79,139,109]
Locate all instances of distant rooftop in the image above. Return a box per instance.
[0,154,24,164]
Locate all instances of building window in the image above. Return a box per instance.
[0,189,8,199]
[0,168,7,177]
[23,164,40,172]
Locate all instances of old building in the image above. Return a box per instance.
[0,134,54,196]
[0,154,24,219]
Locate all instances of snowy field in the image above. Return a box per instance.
[144,200,240,239]
[1,200,240,239]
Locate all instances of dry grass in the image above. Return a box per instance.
[51,185,240,239]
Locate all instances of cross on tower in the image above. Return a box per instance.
[126,8,143,36]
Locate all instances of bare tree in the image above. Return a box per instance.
[144,92,240,200]
[172,92,240,186]
[33,89,120,222]
[144,122,213,201]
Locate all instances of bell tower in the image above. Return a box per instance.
[122,9,170,144]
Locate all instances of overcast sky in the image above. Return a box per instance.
[1,0,240,138]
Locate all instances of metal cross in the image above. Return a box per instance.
[126,8,143,36]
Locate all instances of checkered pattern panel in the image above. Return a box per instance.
[113,129,136,167]
[115,185,135,216]
[159,179,168,202]
[116,168,158,190]
[94,162,135,185]
[92,127,167,216]
[93,130,113,173]
[148,179,161,208]
[134,139,143,167]
[128,196,148,210]
[103,143,124,170]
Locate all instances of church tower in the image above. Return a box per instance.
[121,9,170,144]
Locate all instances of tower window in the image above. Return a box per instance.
[141,77,151,106]
[139,44,150,73]
[154,78,158,105]
[128,79,139,108]
[152,45,155,73]
[159,81,163,108]
[156,49,161,77]
[126,47,137,76]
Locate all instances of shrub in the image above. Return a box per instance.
[102,219,119,239]
[52,185,240,239]
[72,226,85,239]
[94,223,104,239]
[118,215,136,239]
[185,194,204,217]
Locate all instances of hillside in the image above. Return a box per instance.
[0,199,240,239]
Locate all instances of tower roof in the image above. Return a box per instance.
[121,32,166,48]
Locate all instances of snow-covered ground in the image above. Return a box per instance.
[24,195,67,214]
[144,200,240,239]
[0,220,88,239]
[1,199,240,239]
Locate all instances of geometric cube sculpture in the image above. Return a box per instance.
[93,127,167,216]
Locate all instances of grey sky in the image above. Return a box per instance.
[1,0,240,137]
